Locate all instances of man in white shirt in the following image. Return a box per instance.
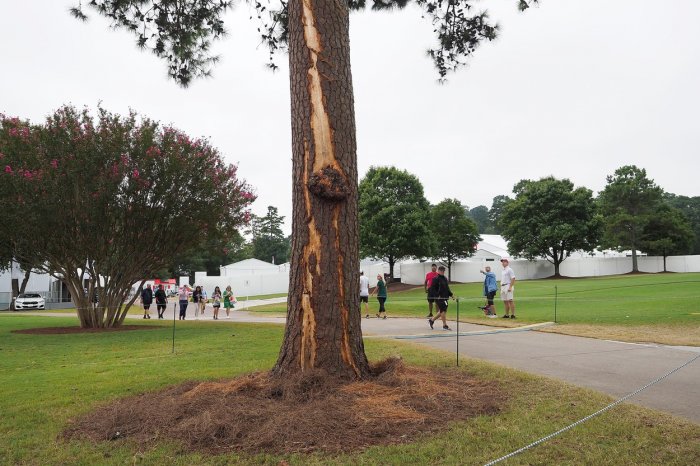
[359,271,370,317]
[500,258,516,319]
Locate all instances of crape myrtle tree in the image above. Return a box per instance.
[432,199,480,280]
[500,177,601,277]
[359,166,434,280]
[639,204,694,272]
[72,0,539,376]
[598,165,663,273]
[0,107,254,328]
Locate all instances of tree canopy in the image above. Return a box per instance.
[639,204,694,272]
[488,194,511,234]
[431,199,480,280]
[0,106,254,327]
[359,166,433,279]
[500,177,601,277]
[598,165,664,273]
[72,0,539,85]
[665,194,700,255]
[468,205,494,234]
[250,206,289,264]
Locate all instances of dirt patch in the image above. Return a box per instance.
[63,358,502,455]
[13,325,161,335]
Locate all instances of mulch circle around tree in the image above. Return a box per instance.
[12,325,161,335]
[63,358,503,455]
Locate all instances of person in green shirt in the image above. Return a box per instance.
[370,274,388,319]
[223,285,236,318]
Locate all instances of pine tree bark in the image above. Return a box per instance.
[273,0,371,378]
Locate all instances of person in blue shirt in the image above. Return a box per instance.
[480,266,498,317]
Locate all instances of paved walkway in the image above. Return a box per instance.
[17,299,700,424]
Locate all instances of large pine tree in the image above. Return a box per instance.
[73,0,538,377]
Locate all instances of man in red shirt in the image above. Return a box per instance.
[424,263,439,318]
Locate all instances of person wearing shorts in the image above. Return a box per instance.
[359,271,370,318]
[140,284,153,319]
[212,286,222,320]
[424,263,439,318]
[154,284,167,319]
[500,258,516,319]
[428,266,454,330]
[480,266,498,317]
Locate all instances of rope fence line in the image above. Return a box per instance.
[483,352,700,466]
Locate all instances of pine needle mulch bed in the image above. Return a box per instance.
[12,325,161,335]
[63,358,502,455]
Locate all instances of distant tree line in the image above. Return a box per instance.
[357,165,696,279]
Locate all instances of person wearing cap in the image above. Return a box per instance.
[500,258,516,319]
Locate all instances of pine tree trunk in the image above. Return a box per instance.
[631,226,639,272]
[273,0,370,379]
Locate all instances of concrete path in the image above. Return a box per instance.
[15,299,700,424]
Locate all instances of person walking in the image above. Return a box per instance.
[140,284,153,319]
[178,285,189,320]
[223,285,236,318]
[480,266,498,317]
[154,284,167,319]
[370,274,388,319]
[200,287,208,318]
[192,286,202,319]
[500,258,516,319]
[424,263,439,318]
[212,286,222,320]
[428,266,454,331]
[359,271,370,318]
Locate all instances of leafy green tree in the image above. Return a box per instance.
[250,206,289,264]
[639,205,694,272]
[598,166,664,273]
[468,205,494,234]
[432,199,481,280]
[71,0,539,376]
[501,177,601,277]
[359,166,433,280]
[0,107,254,328]
[665,194,700,255]
[488,195,512,234]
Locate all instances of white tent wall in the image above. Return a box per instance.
[191,270,290,297]
[400,255,700,285]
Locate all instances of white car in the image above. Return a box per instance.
[14,293,45,310]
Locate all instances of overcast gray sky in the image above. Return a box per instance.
[2,0,699,234]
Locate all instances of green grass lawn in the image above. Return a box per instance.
[251,273,700,325]
[0,315,698,465]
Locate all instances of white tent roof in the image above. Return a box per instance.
[476,234,510,258]
[222,258,278,270]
